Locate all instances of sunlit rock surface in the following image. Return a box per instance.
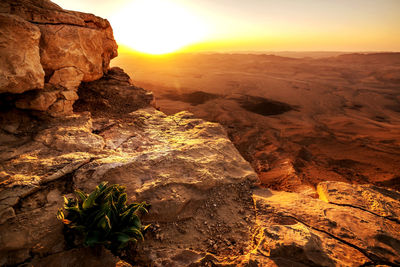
[0,13,44,94]
[0,0,117,116]
[249,187,400,266]
[0,106,256,266]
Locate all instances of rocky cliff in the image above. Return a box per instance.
[0,1,399,266]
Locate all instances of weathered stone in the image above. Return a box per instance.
[38,24,112,82]
[33,119,105,153]
[0,13,44,94]
[74,67,156,118]
[0,0,82,25]
[253,187,400,265]
[48,99,74,116]
[0,190,65,266]
[15,89,58,111]
[0,0,118,73]
[317,181,400,222]
[0,207,15,224]
[0,106,257,266]
[0,0,118,115]
[60,90,79,101]
[49,67,84,91]
[74,108,257,220]
[251,213,368,266]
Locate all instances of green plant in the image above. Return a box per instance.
[57,182,150,255]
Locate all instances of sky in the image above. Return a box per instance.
[53,0,400,53]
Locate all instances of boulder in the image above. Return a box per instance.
[38,24,113,82]
[0,13,44,94]
[1,0,118,83]
[0,0,118,115]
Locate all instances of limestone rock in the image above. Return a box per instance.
[252,186,400,266]
[14,85,79,115]
[48,67,84,91]
[38,24,113,82]
[48,99,75,116]
[317,181,400,222]
[245,222,368,267]
[1,0,118,82]
[74,108,257,221]
[0,13,44,94]
[0,0,118,115]
[15,89,58,111]
[34,122,105,152]
[0,0,79,24]
[74,67,156,118]
[0,107,256,266]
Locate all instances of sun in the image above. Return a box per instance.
[110,0,208,55]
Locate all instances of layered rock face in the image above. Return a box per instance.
[1,1,400,266]
[0,0,117,116]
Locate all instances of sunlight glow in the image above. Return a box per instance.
[110,0,208,55]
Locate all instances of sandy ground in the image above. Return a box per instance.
[112,52,400,192]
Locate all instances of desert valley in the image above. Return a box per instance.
[114,52,400,192]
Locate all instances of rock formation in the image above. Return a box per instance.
[0,0,117,116]
[1,0,399,266]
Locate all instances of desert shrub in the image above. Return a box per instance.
[57,182,150,255]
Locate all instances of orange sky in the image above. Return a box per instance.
[53,0,400,54]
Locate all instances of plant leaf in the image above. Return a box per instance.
[57,182,149,252]
[56,209,64,220]
[75,189,87,202]
[83,189,98,209]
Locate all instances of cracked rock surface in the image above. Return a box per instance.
[0,75,256,265]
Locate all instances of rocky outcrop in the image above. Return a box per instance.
[0,0,117,116]
[74,67,155,118]
[0,13,44,94]
[0,101,256,265]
